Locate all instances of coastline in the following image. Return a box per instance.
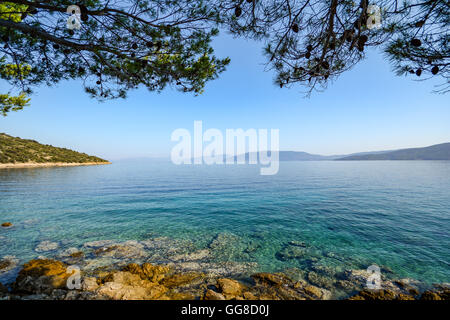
[0,162,111,169]
[0,237,448,300]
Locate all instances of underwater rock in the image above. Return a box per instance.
[94,242,148,260]
[171,249,211,262]
[83,240,115,249]
[252,272,293,287]
[209,233,240,255]
[1,222,12,228]
[307,271,335,289]
[35,241,59,252]
[0,256,19,274]
[288,240,307,247]
[275,245,307,261]
[122,263,170,282]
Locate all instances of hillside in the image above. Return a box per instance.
[0,133,109,165]
[337,143,450,160]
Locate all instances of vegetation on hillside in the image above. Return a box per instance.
[0,133,108,164]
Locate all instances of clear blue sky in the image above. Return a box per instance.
[1,32,449,160]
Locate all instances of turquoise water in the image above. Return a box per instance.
[0,160,449,284]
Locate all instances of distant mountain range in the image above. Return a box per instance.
[239,142,450,161]
[337,142,450,160]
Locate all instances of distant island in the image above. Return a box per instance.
[0,133,110,169]
[336,143,450,161]
[239,142,450,161]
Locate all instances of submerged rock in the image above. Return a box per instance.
[94,242,147,260]
[122,263,170,282]
[0,256,19,274]
[1,222,12,228]
[275,245,308,261]
[35,241,59,252]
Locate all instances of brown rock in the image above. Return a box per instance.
[14,259,69,293]
[349,289,414,300]
[1,222,12,227]
[217,278,244,296]
[161,272,204,289]
[96,271,167,300]
[251,273,293,287]
[0,259,12,271]
[164,292,196,300]
[122,262,170,283]
[204,289,226,300]
[243,291,258,300]
[69,251,84,258]
[420,288,450,300]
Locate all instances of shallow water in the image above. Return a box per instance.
[0,160,449,285]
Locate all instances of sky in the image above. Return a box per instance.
[0,32,449,160]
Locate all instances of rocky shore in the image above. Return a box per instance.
[0,162,111,169]
[0,237,448,300]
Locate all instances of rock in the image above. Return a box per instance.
[0,256,19,273]
[243,291,258,300]
[420,286,450,300]
[161,272,205,289]
[349,289,414,300]
[70,251,84,258]
[252,273,293,287]
[275,246,307,261]
[336,280,356,291]
[122,263,170,282]
[94,243,147,259]
[288,241,307,247]
[83,240,115,248]
[171,249,210,262]
[96,271,167,300]
[304,285,331,300]
[163,292,196,300]
[204,289,226,300]
[81,277,99,291]
[13,259,70,294]
[307,271,335,289]
[217,278,245,296]
[35,241,59,252]
[1,222,12,228]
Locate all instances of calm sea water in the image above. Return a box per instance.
[0,160,449,284]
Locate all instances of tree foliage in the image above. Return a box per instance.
[0,1,448,116]
[220,0,449,94]
[0,132,108,163]
[0,0,230,113]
